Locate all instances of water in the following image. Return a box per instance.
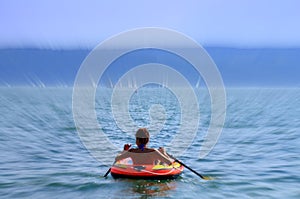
[0,87,299,198]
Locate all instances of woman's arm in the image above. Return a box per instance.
[153,149,174,165]
[115,150,131,162]
[115,143,132,162]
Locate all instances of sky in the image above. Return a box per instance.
[1,0,300,49]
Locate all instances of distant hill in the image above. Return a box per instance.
[0,48,89,87]
[206,47,300,87]
[0,47,299,87]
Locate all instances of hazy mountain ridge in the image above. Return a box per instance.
[0,47,299,87]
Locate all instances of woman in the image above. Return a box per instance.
[115,128,174,165]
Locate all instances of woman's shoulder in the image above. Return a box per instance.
[128,148,156,153]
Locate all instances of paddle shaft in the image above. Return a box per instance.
[104,153,207,179]
[174,159,206,179]
[103,168,111,177]
[166,152,206,180]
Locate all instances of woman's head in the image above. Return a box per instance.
[135,128,149,146]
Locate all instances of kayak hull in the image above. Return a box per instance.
[111,162,184,180]
[111,173,182,180]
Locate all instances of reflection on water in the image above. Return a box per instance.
[125,179,177,198]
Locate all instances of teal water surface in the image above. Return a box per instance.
[0,87,299,198]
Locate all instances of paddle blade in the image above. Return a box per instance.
[202,176,214,180]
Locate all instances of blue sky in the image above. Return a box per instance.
[1,0,300,48]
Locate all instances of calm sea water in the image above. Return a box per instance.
[0,87,299,198]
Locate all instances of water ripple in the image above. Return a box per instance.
[0,87,299,198]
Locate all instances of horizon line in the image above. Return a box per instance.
[1,45,300,51]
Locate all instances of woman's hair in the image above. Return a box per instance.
[136,137,149,145]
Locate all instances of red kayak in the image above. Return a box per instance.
[111,159,184,180]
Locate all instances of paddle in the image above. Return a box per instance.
[167,153,212,180]
[104,160,117,178]
[104,151,212,180]
[103,168,111,178]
